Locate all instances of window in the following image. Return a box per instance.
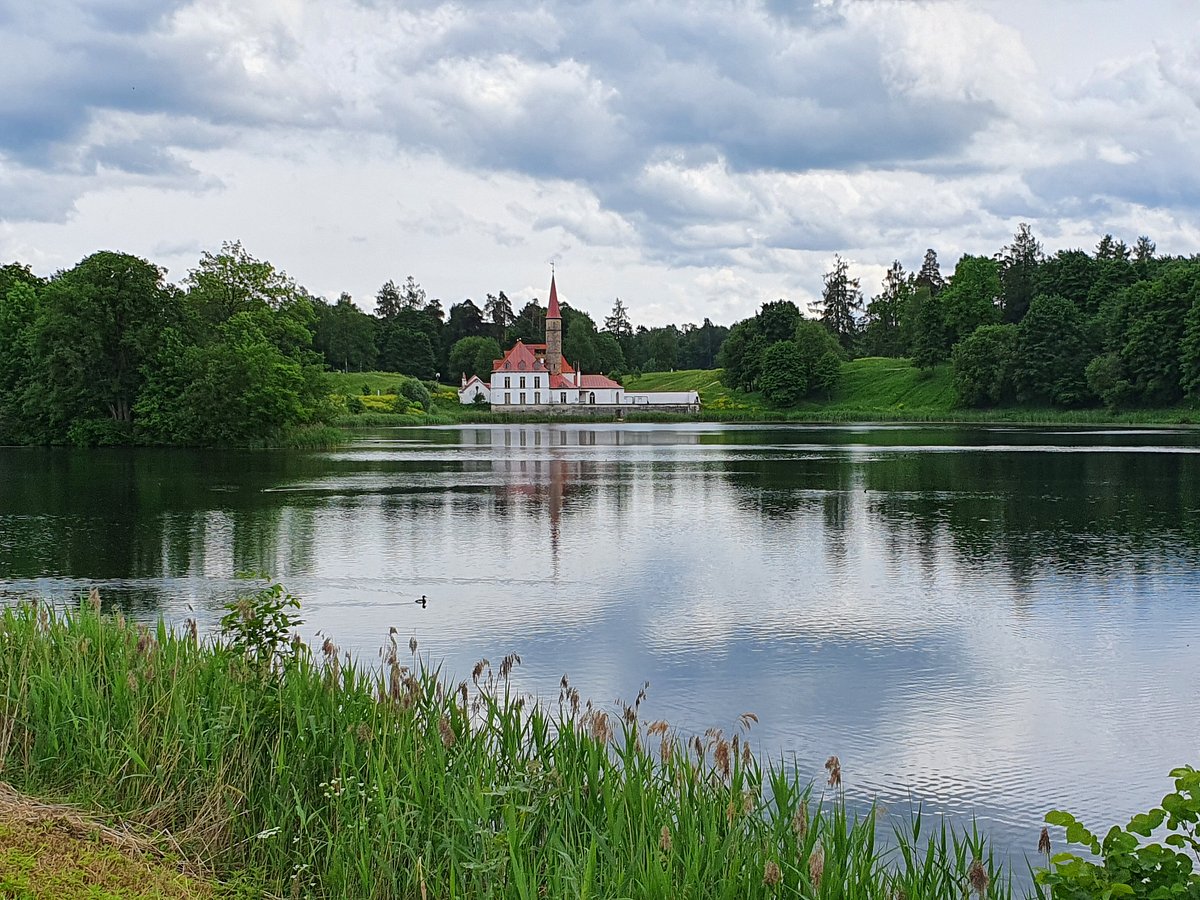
[504,377,511,388]
[518,361,526,370]
[504,393,511,404]
[534,392,541,404]
[519,376,526,388]
[560,392,567,404]
[519,392,526,404]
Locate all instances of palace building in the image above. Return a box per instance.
[458,275,700,412]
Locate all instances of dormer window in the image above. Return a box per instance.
[518,361,526,370]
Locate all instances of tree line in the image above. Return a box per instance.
[720,226,1200,411]
[0,243,728,446]
[319,281,728,383]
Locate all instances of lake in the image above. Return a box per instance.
[2,423,1198,864]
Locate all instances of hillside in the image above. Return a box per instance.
[625,359,959,419]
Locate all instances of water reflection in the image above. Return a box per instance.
[2,424,1199,865]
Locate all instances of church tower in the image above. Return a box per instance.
[545,273,563,376]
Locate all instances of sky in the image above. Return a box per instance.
[2,0,1199,327]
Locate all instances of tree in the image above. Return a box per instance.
[484,292,515,341]
[998,222,1042,323]
[718,320,761,391]
[678,318,728,369]
[34,251,177,432]
[603,297,633,351]
[861,260,910,357]
[377,324,437,378]
[375,280,403,320]
[758,341,809,407]
[0,279,41,442]
[756,320,844,407]
[314,294,377,372]
[1036,250,1098,314]
[914,249,945,297]
[1013,294,1093,406]
[136,311,330,446]
[939,255,1001,345]
[448,335,502,382]
[592,331,626,373]
[810,256,862,350]
[506,300,544,345]
[757,300,802,344]
[187,241,295,324]
[952,324,1018,407]
[1096,234,1130,262]
[400,276,427,310]
[794,318,844,392]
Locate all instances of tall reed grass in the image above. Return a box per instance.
[0,591,1019,899]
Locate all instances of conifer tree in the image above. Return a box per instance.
[810,255,863,350]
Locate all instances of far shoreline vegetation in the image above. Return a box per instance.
[1,587,1196,898]
[4,226,1200,449]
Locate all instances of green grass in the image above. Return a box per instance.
[626,362,1200,426]
[0,591,1023,899]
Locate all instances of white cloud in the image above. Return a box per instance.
[2,0,1200,326]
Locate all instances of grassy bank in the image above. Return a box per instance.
[325,363,1200,429]
[626,361,1200,425]
[0,589,1018,899]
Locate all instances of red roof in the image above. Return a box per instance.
[547,275,561,319]
[493,341,541,372]
[580,374,621,389]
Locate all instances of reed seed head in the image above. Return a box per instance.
[659,825,672,854]
[808,844,825,890]
[87,587,101,612]
[825,755,842,788]
[968,858,989,898]
[409,636,418,655]
[763,860,781,887]
[438,715,456,749]
[792,804,808,840]
[1038,826,1051,856]
[714,739,732,780]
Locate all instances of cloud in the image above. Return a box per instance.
[2,0,1200,325]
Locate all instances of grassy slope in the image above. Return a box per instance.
[627,360,1200,424]
[327,362,1200,426]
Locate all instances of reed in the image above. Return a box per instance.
[0,592,1021,899]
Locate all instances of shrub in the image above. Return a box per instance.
[1035,765,1200,899]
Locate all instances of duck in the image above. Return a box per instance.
[414,595,428,608]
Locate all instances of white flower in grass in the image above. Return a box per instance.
[254,826,282,840]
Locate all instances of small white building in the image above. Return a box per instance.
[458,275,700,412]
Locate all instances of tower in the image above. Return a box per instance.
[545,273,562,376]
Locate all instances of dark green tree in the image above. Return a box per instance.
[377,324,437,378]
[485,292,515,342]
[188,241,294,324]
[1013,294,1093,406]
[914,248,945,296]
[940,255,1001,345]
[375,280,403,320]
[998,223,1042,323]
[861,260,910,357]
[809,256,862,350]
[33,251,178,435]
[758,341,809,407]
[448,335,502,382]
[952,324,1018,407]
[315,293,377,372]
[506,300,544,345]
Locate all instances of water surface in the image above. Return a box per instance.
[3,423,1198,863]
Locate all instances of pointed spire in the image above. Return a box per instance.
[547,273,561,320]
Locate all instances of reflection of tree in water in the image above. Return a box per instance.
[719,442,1200,582]
[863,450,1200,575]
[0,447,334,606]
